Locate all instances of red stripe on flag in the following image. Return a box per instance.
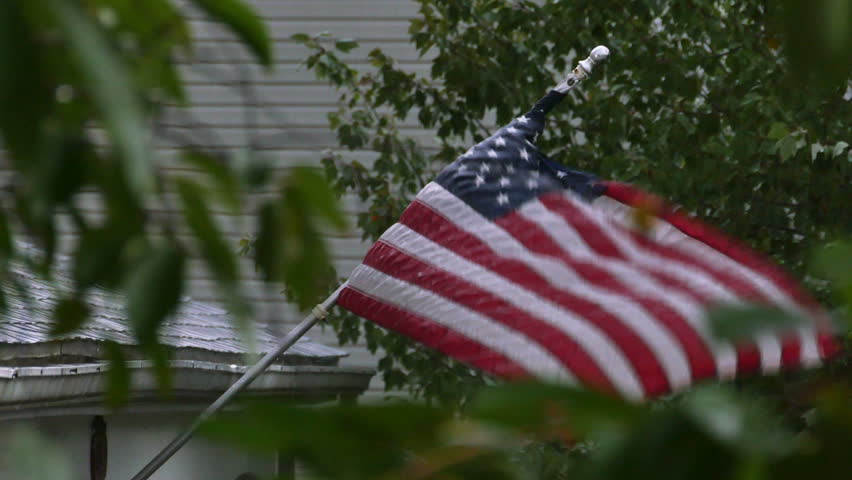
[495,204,718,381]
[362,241,616,392]
[338,286,530,379]
[781,336,802,367]
[400,200,671,397]
[819,333,840,358]
[736,344,761,373]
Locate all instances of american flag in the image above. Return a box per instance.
[337,90,838,400]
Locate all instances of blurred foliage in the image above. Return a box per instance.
[211,248,852,480]
[1,427,73,480]
[0,0,345,400]
[292,0,851,405]
[203,377,852,480]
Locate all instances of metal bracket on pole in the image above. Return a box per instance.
[130,282,348,480]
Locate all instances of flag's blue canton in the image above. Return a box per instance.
[436,91,604,220]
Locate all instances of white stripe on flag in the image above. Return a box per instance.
[377,222,646,399]
[347,263,576,385]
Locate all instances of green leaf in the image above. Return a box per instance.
[3,427,73,480]
[0,207,12,264]
[125,241,185,346]
[176,178,239,286]
[104,341,131,409]
[587,404,738,480]
[290,33,310,43]
[0,2,52,165]
[776,135,800,161]
[779,0,852,87]
[812,240,852,307]
[470,382,643,437]
[253,201,281,283]
[50,0,153,196]
[335,38,359,53]
[73,223,131,290]
[706,303,806,342]
[767,122,789,140]
[200,401,450,479]
[50,297,90,336]
[231,148,272,189]
[180,150,242,212]
[36,132,91,207]
[191,0,273,66]
[683,386,794,456]
[149,341,173,397]
[287,167,348,230]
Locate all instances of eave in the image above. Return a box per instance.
[0,360,374,420]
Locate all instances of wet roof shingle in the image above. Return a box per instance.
[1,259,346,366]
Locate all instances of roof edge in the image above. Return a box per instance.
[0,360,375,419]
[0,338,344,367]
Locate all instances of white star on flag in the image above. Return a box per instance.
[516,115,530,124]
[474,174,485,187]
[496,192,509,205]
[495,137,506,147]
[519,148,529,162]
[506,126,519,135]
[498,176,510,187]
[526,178,538,189]
[488,149,498,158]
[480,163,491,173]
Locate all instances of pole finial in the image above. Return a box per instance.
[553,45,610,94]
[577,45,610,78]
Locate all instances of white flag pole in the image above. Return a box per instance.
[130,282,348,480]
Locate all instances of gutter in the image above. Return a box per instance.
[0,360,374,420]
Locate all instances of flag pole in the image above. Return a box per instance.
[130,282,349,480]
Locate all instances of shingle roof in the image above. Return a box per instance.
[0,253,347,366]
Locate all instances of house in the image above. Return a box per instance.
[0,257,374,479]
